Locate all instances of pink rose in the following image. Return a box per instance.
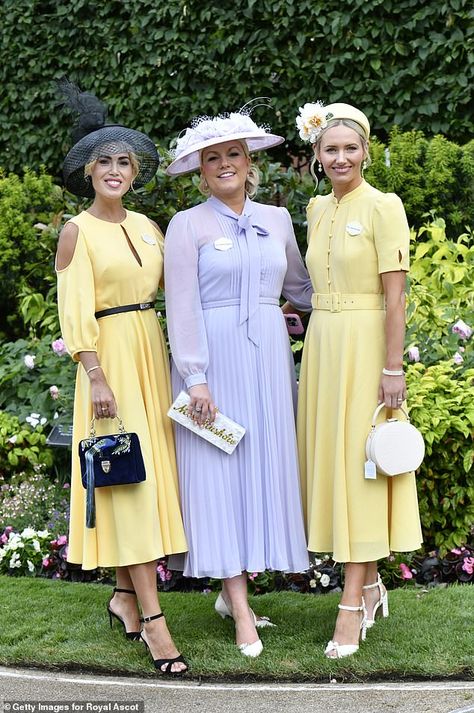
[399,563,413,579]
[52,338,68,356]
[49,385,60,400]
[407,346,420,362]
[462,557,474,575]
[452,319,473,340]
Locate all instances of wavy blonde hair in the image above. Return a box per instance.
[198,140,260,198]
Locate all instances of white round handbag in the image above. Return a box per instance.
[365,404,425,476]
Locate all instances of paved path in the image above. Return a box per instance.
[1,666,473,713]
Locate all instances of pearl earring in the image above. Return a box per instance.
[362,160,367,171]
[318,161,322,172]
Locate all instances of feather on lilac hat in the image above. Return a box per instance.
[166,100,284,176]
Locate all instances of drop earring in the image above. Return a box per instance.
[362,160,367,171]
[318,161,322,172]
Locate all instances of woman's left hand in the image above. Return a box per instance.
[378,374,407,409]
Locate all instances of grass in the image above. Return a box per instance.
[0,576,473,681]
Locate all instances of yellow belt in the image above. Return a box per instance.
[311,292,385,313]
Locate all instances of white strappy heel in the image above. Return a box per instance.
[215,592,276,628]
[324,602,367,659]
[363,574,389,629]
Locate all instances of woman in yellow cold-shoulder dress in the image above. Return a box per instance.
[56,84,187,675]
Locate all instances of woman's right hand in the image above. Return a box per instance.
[188,384,217,426]
[90,370,117,420]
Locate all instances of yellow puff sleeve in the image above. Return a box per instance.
[56,225,99,362]
[373,192,410,273]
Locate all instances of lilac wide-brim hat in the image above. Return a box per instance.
[166,111,284,176]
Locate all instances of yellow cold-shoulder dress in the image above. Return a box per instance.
[297,181,422,563]
[57,209,187,569]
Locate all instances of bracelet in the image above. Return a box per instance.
[382,368,404,377]
[86,365,102,376]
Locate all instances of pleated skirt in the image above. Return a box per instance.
[171,303,309,579]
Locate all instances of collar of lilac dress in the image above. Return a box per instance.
[208,195,269,346]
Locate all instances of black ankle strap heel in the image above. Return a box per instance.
[107,587,141,641]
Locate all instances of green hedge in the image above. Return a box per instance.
[1,0,473,175]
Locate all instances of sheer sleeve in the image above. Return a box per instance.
[164,211,209,388]
[56,225,99,362]
[280,208,313,311]
[373,193,410,273]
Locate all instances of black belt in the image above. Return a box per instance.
[94,302,154,319]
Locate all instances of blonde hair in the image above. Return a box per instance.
[198,140,260,198]
[311,118,371,182]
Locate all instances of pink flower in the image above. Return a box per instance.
[49,385,60,400]
[42,557,51,568]
[407,346,420,362]
[451,548,462,555]
[62,483,70,489]
[52,338,68,356]
[399,563,413,579]
[453,352,464,365]
[462,557,474,575]
[57,535,67,546]
[248,572,258,581]
[452,319,473,340]
[1,534,8,544]
[5,526,13,534]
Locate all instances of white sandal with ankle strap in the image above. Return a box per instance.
[215,592,276,628]
[363,574,389,628]
[324,603,367,659]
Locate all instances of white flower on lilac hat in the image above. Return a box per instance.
[452,319,472,340]
[24,354,36,369]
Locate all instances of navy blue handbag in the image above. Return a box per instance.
[79,417,146,528]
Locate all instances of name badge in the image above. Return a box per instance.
[214,237,233,251]
[346,222,363,237]
[141,234,156,245]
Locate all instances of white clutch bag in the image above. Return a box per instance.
[167,391,246,455]
[365,403,425,477]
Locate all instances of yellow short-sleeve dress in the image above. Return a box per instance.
[297,180,422,563]
[56,209,187,569]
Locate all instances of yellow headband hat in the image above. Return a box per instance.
[296,101,370,143]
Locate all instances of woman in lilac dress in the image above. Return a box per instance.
[164,108,312,658]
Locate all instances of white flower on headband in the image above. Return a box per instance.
[173,113,269,158]
[296,102,333,143]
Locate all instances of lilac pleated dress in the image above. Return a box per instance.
[164,195,312,578]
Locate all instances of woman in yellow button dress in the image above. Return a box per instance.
[295,102,422,658]
[55,84,187,674]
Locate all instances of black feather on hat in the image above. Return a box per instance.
[58,79,159,198]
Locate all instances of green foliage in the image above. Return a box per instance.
[0,168,64,338]
[365,131,474,235]
[0,336,76,427]
[0,0,473,178]
[406,218,474,369]
[0,411,53,478]
[407,363,474,555]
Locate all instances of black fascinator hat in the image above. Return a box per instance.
[58,79,159,198]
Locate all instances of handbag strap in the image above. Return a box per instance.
[85,437,116,528]
[370,403,410,427]
[89,414,126,438]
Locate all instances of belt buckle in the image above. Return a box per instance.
[330,293,341,313]
[139,302,150,310]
